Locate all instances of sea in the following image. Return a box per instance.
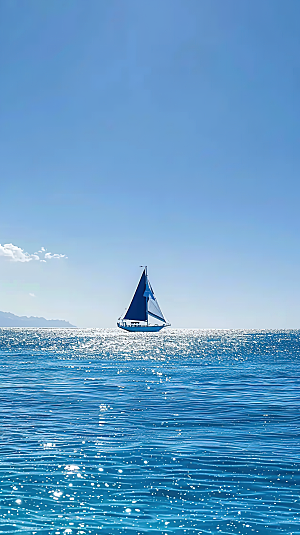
[0,328,299,535]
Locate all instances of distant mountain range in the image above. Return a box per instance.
[0,311,76,328]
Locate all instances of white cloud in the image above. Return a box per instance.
[0,243,37,262]
[29,293,35,297]
[0,243,67,263]
[44,252,67,260]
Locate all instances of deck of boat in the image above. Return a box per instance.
[117,323,164,332]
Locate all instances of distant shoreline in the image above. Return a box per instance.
[0,311,76,328]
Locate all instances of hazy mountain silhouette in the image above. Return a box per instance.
[0,311,76,328]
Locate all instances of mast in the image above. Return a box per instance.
[145,266,148,326]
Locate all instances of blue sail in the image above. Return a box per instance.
[124,270,147,321]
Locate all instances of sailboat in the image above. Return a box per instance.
[117,267,170,332]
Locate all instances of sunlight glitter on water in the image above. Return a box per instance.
[0,328,299,534]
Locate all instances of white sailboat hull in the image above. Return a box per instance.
[117,323,165,332]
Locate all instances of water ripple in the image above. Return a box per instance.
[0,328,299,534]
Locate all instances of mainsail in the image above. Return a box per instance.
[123,268,166,324]
[123,270,147,321]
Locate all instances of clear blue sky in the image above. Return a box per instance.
[1,0,300,328]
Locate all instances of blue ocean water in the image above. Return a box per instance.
[0,328,299,535]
